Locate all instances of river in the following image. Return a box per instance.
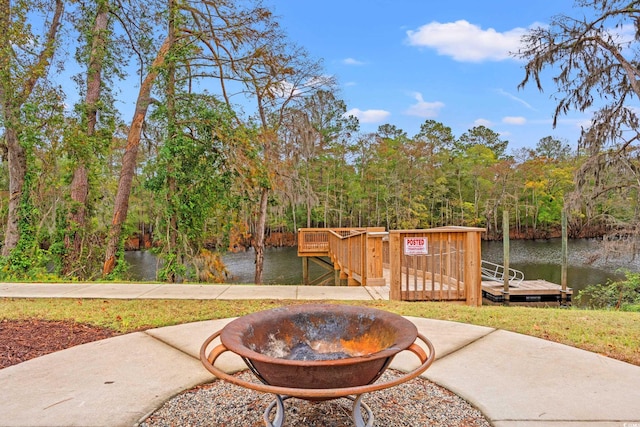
[124,238,639,295]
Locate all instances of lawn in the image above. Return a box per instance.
[1,298,638,366]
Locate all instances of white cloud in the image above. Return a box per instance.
[345,108,391,123]
[343,57,366,65]
[567,117,592,130]
[497,89,536,111]
[404,92,444,117]
[269,75,334,98]
[612,23,636,44]
[474,118,493,127]
[406,20,526,62]
[503,116,527,125]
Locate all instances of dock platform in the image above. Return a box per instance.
[481,279,572,303]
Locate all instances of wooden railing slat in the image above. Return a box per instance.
[298,227,484,305]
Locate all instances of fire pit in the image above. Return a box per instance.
[200,304,435,426]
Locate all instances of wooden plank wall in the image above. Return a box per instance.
[389,227,484,306]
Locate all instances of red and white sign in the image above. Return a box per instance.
[404,237,428,255]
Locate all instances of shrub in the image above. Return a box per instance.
[576,271,640,310]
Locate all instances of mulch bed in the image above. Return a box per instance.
[0,319,120,369]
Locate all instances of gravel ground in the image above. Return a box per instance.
[139,369,490,427]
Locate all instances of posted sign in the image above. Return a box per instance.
[404,237,428,255]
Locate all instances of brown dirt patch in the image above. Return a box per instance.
[0,319,120,369]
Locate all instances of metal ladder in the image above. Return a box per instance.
[481,260,524,284]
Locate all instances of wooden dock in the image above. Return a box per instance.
[481,279,572,303]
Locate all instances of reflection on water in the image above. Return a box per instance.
[123,251,161,281]
[481,239,636,294]
[125,239,640,294]
[124,246,324,285]
[221,247,325,285]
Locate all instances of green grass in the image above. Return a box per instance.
[1,298,639,366]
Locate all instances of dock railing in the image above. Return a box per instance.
[298,226,485,306]
[297,228,361,256]
[388,227,485,306]
[481,259,524,284]
[298,227,387,286]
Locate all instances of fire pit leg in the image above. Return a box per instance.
[350,395,374,427]
[263,394,288,427]
[263,394,373,427]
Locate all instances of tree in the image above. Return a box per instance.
[413,120,456,226]
[351,132,380,225]
[146,93,250,282]
[518,0,640,152]
[102,36,171,276]
[304,91,357,228]
[103,0,272,277]
[517,0,640,244]
[457,125,509,158]
[278,90,356,229]
[371,125,408,229]
[0,0,64,256]
[62,0,115,276]
[535,136,573,160]
[235,28,333,283]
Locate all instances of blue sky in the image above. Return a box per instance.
[271,0,586,152]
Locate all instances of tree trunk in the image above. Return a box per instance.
[2,128,26,256]
[103,36,171,276]
[0,0,64,256]
[164,0,178,282]
[253,187,269,284]
[306,183,312,227]
[65,164,89,254]
[64,6,108,271]
[291,200,297,234]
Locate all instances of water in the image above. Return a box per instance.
[481,239,637,294]
[123,251,161,281]
[123,246,324,284]
[124,239,640,294]
[220,247,319,284]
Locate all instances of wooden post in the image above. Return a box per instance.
[360,233,366,286]
[503,210,510,304]
[365,232,386,286]
[347,235,357,286]
[389,232,401,300]
[464,229,482,306]
[340,270,348,286]
[302,256,309,285]
[561,209,568,304]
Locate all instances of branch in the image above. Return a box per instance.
[18,0,64,104]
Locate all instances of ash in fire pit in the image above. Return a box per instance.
[264,337,360,361]
[260,320,394,361]
[261,333,356,360]
[244,310,398,362]
[287,341,351,360]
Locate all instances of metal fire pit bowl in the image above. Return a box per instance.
[200,304,435,427]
